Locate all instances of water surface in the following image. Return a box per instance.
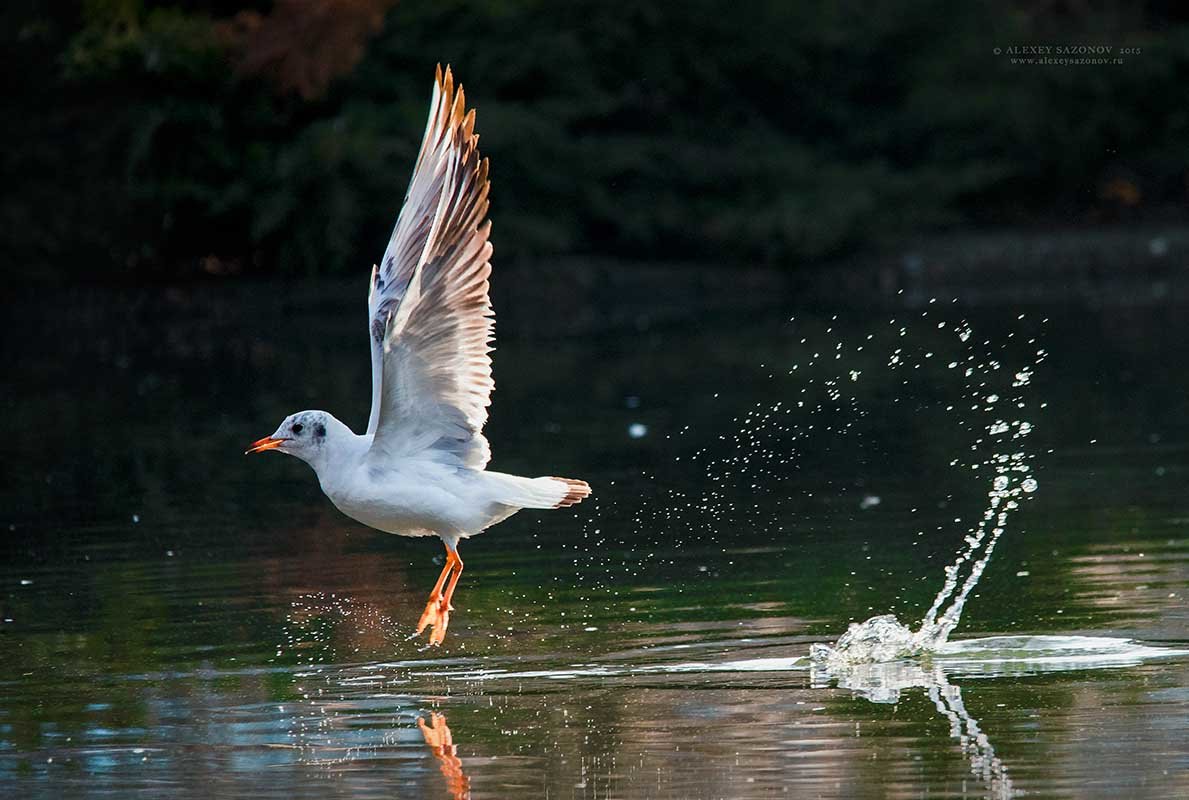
[2,277,1187,798]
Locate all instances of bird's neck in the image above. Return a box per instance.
[306,430,372,490]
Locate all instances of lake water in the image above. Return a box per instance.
[2,272,1187,798]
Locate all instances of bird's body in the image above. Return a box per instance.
[247,66,589,644]
[315,433,576,545]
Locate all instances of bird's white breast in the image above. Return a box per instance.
[321,457,505,539]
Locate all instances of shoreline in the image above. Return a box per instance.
[7,225,1187,339]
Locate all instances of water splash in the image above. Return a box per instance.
[814,319,1045,664]
[809,614,928,664]
[572,308,1048,652]
[917,344,1041,646]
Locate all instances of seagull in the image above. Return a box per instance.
[246,65,590,645]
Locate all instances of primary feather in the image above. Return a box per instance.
[366,65,494,470]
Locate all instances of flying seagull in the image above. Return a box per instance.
[246,65,590,645]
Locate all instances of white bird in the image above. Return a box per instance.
[246,65,590,645]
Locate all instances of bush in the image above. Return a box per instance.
[3,0,1188,283]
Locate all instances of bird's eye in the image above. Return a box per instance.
[291,423,304,435]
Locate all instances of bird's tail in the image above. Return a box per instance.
[489,473,591,510]
[547,476,592,508]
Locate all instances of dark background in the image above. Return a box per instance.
[4,0,1188,285]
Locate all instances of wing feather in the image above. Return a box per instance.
[365,66,495,469]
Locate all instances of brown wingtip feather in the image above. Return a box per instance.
[551,477,592,508]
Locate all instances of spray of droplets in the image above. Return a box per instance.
[916,324,1044,647]
[277,593,409,764]
[567,314,879,609]
[570,300,1044,656]
[808,311,1046,664]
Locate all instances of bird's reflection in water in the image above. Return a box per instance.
[280,592,472,798]
[812,659,1014,799]
[418,712,471,800]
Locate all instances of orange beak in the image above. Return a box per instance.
[245,436,288,455]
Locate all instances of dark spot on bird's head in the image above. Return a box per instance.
[314,422,326,438]
[291,422,304,435]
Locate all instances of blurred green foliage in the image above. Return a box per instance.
[3,0,1187,282]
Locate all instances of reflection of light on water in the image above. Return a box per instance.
[930,675,1013,799]
[357,634,1186,683]
[811,659,1015,799]
[1066,538,1189,630]
[934,635,1189,672]
[276,591,1184,800]
[679,635,1180,800]
[802,636,1184,800]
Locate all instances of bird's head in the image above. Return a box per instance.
[245,410,343,467]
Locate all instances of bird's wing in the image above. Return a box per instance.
[365,65,494,469]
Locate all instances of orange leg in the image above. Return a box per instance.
[416,546,464,646]
[427,549,464,646]
[416,549,456,642]
[442,550,465,612]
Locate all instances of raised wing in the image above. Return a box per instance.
[365,65,494,469]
